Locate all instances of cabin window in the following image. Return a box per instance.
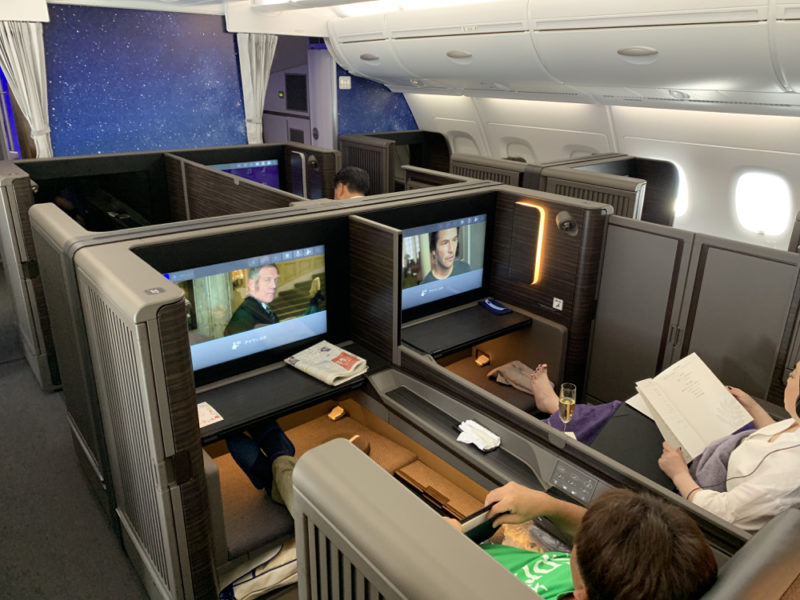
[735,171,792,236]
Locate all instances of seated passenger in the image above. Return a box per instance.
[481,482,716,600]
[228,423,717,600]
[530,363,800,532]
[333,166,370,199]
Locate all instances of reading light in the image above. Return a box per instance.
[515,201,546,285]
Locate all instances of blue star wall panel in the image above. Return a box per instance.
[337,65,417,136]
[43,5,246,156]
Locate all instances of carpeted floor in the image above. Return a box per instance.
[0,259,148,598]
[0,359,148,599]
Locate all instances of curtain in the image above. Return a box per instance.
[237,33,278,144]
[0,21,52,158]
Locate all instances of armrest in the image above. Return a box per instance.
[293,439,539,600]
[701,508,800,599]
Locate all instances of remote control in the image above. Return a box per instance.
[479,298,512,315]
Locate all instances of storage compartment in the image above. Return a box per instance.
[327,15,423,89]
[774,3,800,91]
[392,32,563,93]
[401,305,567,414]
[386,1,563,94]
[530,0,769,29]
[532,21,780,93]
[203,392,489,576]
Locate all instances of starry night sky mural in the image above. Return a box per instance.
[43,5,246,156]
[336,65,417,136]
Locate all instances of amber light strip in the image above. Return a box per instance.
[515,201,546,284]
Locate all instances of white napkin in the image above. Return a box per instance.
[457,419,501,451]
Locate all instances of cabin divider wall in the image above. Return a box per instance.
[4,143,339,391]
[586,215,800,409]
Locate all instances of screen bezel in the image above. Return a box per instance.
[132,217,349,386]
[363,192,495,323]
[209,158,282,189]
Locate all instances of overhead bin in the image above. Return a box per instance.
[774,2,800,91]
[529,0,770,29]
[327,14,428,90]
[529,1,782,93]
[328,1,580,97]
[384,1,566,94]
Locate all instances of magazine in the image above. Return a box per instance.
[635,353,752,461]
[284,340,367,386]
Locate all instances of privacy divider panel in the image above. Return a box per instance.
[348,215,402,365]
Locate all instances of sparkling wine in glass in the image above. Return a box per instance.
[559,382,577,432]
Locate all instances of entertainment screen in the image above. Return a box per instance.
[164,244,326,373]
[210,159,281,188]
[401,214,487,312]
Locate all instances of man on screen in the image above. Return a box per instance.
[421,227,471,283]
[224,264,281,336]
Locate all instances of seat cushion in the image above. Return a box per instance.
[215,452,294,560]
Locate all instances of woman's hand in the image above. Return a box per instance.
[727,386,757,413]
[658,442,689,479]
[727,386,775,429]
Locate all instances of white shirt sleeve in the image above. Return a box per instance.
[690,424,800,532]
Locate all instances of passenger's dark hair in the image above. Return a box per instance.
[575,489,717,600]
[334,166,370,195]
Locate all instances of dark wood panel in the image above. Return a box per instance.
[164,155,188,221]
[184,162,293,218]
[349,217,399,364]
[156,299,215,599]
[488,189,608,392]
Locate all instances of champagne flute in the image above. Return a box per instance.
[559,382,577,432]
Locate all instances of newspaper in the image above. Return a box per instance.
[284,340,367,386]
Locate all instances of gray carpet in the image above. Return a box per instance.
[0,359,148,598]
[0,255,148,598]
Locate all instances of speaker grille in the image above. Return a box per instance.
[80,282,174,594]
[548,177,642,218]
[300,518,387,600]
[451,163,518,185]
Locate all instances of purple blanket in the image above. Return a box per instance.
[542,401,622,445]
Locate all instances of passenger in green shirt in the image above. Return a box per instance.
[479,484,718,600]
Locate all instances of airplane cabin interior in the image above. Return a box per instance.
[3,1,800,600]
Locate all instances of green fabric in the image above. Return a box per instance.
[482,544,573,600]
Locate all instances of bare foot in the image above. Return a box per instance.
[530,364,559,414]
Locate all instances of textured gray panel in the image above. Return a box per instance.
[586,221,690,403]
[685,246,799,399]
